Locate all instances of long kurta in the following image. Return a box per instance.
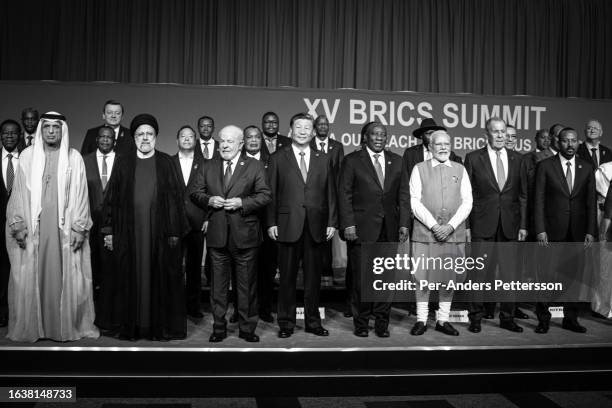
[96,151,188,340]
[5,147,99,342]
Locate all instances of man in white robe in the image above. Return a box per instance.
[5,111,99,342]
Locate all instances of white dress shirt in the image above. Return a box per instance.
[559,155,576,190]
[292,144,311,171]
[316,137,329,153]
[487,145,508,183]
[178,151,194,185]
[224,155,239,175]
[246,151,261,161]
[409,158,473,230]
[1,148,19,188]
[585,141,601,165]
[365,146,385,178]
[96,149,115,181]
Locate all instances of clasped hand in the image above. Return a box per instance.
[209,196,242,211]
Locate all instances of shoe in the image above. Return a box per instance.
[435,321,459,336]
[535,321,549,334]
[483,313,494,319]
[500,320,523,333]
[354,328,369,337]
[188,310,204,318]
[278,328,293,338]
[592,311,606,319]
[343,310,353,318]
[468,320,481,333]
[410,321,427,336]
[209,332,227,343]
[562,318,587,333]
[229,312,239,323]
[259,313,274,323]
[0,316,8,328]
[238,331,260,342]
[514,308,529,319]
[305,326,329,336]
[375,329,390,338]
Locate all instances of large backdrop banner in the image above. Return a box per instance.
[1,81,611,156]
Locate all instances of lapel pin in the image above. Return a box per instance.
[315,153,320,157]
[452,176,458,183]
[388,161,391,164]
[240,161,244,166]
[194,164,198,169]
[329,146,333,150]
[578,165,582,169]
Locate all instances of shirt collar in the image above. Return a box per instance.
[292,143,310,156]
[96,149,115,158]
[2,147,18,159]
[585,141,599,150]
[559,155,576,167]
[246,151,261,159]
[178,151,194,160]
[366,146,383,160]
[487,144,506,156]
[431,157,452,167]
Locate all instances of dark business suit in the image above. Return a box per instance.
[267,146,338,330]
[534,154,597,323]
[520,149,554,236]
[577,142,612,168]
[81,125,134,156]
[194,138,222,161]
[339,149,402,332]
[261,134,291,156]
[242,148,277,318]
[173,152,207,314]
[84,150,118,300]
[191,156,271,335]
[310,137,345,283]
[464,146,527,323]
[0,147,21,321]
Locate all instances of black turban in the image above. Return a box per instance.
[130,113,159,135]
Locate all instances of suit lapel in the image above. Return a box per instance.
[187,156,202,187]
[503,152,517,192]
[285,148,306,185]
[552,156,571,196]
[359,149,383,190]
[571,159,587,197]
[93,154,107,194]
[418,146,425,163]
[383,151,393,192]
[479,148,500,192]
[226,156,248,194]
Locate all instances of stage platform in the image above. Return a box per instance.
[1,303,611,397]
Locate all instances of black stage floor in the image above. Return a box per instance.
[1,303,611,397]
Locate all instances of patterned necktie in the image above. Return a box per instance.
[223,160,233,191]
[101,155,108,190]
[496,150,506,190]
[266,137,276,154]
[565,161,573,192]
[6,153,14,194]
[591,147,599,168]
[26,136,33,147]
[299,152,308,182]
[203,142,210,159]
[373,153,384,188]
[320,141,326,153]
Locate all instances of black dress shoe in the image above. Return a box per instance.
[188,310,204,318]
[500,320,523,333]
[278,328,293,338]
[343,311,353,318]
[535,321,549,334]
[229,312,239,323]
[209,332,227,343]
[562,318,587,333]
[435,321,459,336]
[468,320,481,333]
[305,326,329,336]
[375,329,390,338]
[239,331,260,342]
[410,321,427,336]
[259,313,274,323]
[514,308,529,319]
[483,313,495,319]
[353,328,369,337]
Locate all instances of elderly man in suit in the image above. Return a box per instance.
[261,112,291,155]
[173,125,207,318]
[577,119,611,169]
[267,113,338,338]
[83,125,117,302]
[339,121,403,338]
[534,127,597,334]
[464,117,527,333]
[191,125,271,343]
[81,100,134,156]
[0,119,22,327]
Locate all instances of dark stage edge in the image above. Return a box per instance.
[1,307,611,397]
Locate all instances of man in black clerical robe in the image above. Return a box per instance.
[98,114,189,341]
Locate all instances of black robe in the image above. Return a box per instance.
[96,150,189,340]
